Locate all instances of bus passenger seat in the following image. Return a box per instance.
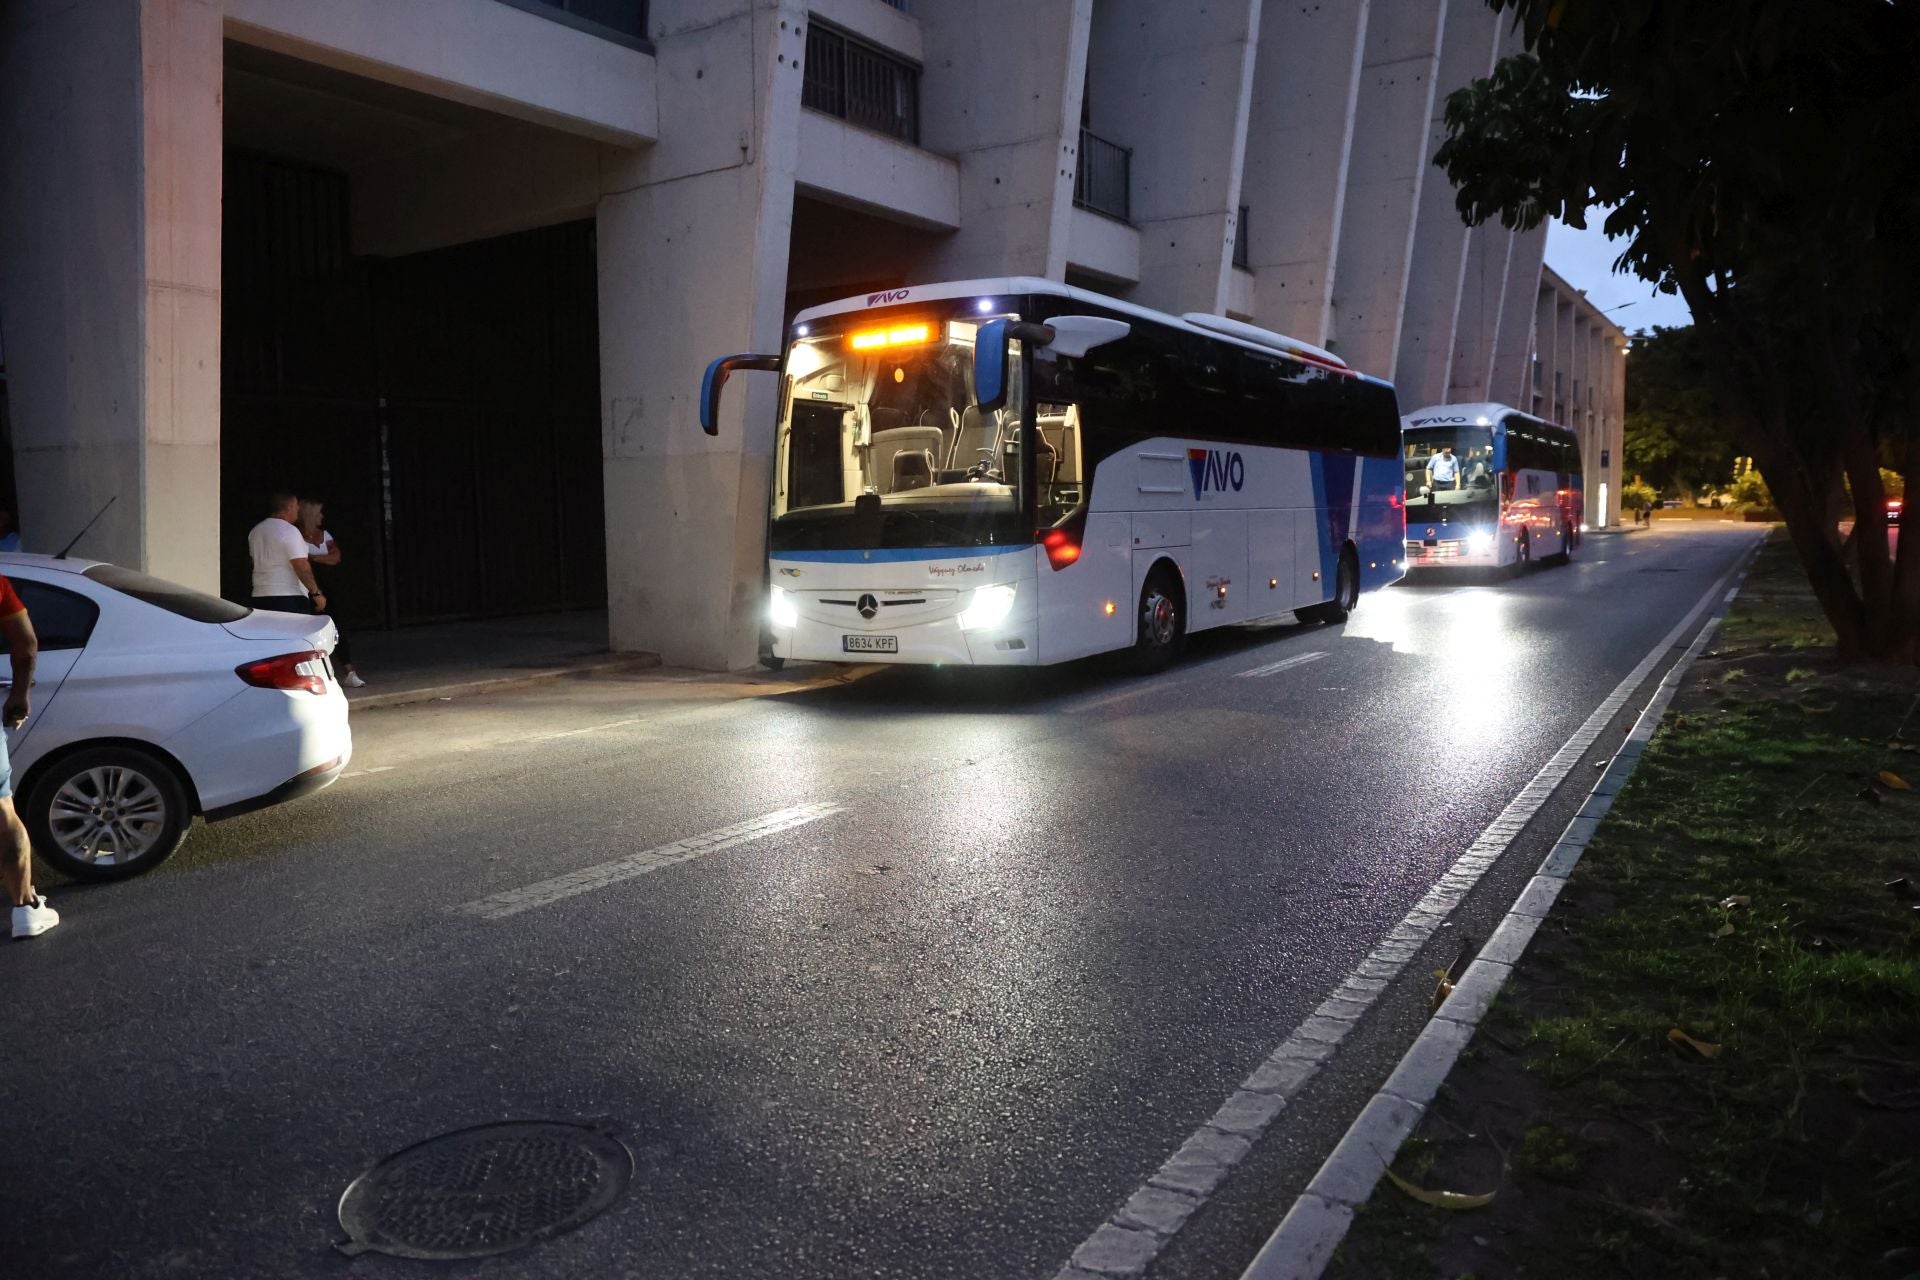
[892,449,933,491]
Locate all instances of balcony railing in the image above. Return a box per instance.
[1233,204,1250,270]
[1074,127,1132,222]
[497,0,648,50]
[803,21,921,144]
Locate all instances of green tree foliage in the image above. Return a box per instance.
[1729,469,1773,511]
[1622,326,1737,498]
[1435,2,1920,661]
[1619,478,1659,514]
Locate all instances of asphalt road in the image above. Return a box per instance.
[1,523,1764,1280]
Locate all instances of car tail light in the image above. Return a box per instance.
[236,650,329,696]
[1038,511,1086,571]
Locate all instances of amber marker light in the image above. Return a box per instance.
[1103,601,1117,615]
[849,323,933,351]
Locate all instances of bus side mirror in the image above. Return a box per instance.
[699,353,781,436]
[973,320,1061,412]
[974,319,1011,412]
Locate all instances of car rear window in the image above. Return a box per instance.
[82,564,251,623]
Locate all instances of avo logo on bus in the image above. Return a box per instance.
[866,288,911,306]
[1187,448,1246,499]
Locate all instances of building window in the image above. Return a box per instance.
[803,20,922,144]
[1074,127,1132,222]
[496,0,649,49]
[1233,205,1250,270]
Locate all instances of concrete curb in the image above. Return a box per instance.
[1238,543,1760,1280]
[346,653,662,711]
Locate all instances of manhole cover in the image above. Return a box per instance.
[336,1120,632,1260]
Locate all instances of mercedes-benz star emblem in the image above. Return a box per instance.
[857,594,879,620]
[1425,527,1436,538]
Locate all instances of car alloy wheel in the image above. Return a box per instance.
[49,767,168,867]
[25,746,192,882]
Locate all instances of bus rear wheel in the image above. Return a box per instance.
[1302,549,1359,624]
[1127,567,1186,674]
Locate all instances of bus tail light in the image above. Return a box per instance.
[1038,513,1085,571]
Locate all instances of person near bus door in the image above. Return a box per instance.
[1426,445,1462,492]
[297,500,365,688]
[2,571,59,939]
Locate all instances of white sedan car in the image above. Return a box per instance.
[1,554,352,881]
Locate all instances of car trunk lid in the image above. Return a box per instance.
[221,609,338,653]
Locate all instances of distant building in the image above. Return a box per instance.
[0,0,1626,668]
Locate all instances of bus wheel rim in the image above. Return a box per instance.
[1144,592,1177,646]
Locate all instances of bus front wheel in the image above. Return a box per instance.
[1511,530,1532,576]
[1128,567,1186,674]
[1546,522,1573,566]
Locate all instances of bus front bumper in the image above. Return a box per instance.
[771,597,1039,667]
[1405,537,1503,568]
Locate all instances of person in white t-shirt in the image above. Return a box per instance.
[248,491,325,616]
[298,499,364,688]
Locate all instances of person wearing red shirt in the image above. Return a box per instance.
[1,574,58,938]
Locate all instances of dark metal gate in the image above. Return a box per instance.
[221,152,605,627]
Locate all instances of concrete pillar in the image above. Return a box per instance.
[1327,0,1448,378]
[1487,223,1544,407]
[1444,223,1510,404]
[1605,334,1626,524]
[595,1,806,669]
[1086,0,1262,315]
[1555,294,1576,423]
[0,0,222,587]
[1240,0,1371,345]
[1393,0,1499,409]
[918,0,1092,281]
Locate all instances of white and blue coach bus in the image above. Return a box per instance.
[700,278,1407,671]
[1400,403,1584,571]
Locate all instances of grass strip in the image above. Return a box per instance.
[1331,531,1920,1280]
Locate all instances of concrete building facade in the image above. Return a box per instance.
[0,0,1627,670]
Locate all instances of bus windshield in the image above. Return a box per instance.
[1404,425,1496,514]
[771,316,1029,552]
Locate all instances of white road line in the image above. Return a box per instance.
[452,803,844,921]
[527,717,647,742]
[338,766,397,780]
[1050,533,1766,1280]
[1239,547,1759,1280]
[1235,652,1328,679]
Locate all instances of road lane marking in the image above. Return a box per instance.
[452,803,844,921]
[1235,652,1327,679]
[1240,548,1759,1280]
[1050,532,1767,1280]
[527,717,647,742]
[338,766,397,780]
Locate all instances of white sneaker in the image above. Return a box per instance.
[343,672,366,689]
[11,896,59,940]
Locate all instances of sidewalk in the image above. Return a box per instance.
[340,610,660,710]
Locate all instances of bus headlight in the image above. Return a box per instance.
[1467,529,1497,554]
[769,585,798,629]
[957,583,1017,631]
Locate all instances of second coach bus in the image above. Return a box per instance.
[701,277,1407,671]
[1400,403,1583,572]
